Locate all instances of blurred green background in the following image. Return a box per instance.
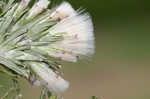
[20,0,150,99]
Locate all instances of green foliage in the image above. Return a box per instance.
[91,96,98,99]
[0,72,21,99]
[40,88,61,99]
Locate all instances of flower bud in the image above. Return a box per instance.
[29,62,69,94]
[26,0,50,19]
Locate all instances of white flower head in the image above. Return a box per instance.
[47,13,95,62]
[27,0,50,19]
[50,1,77,21]
[30,62,69,94]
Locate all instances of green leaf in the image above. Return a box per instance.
[0,64,16,77]
[0,72,21,99]
[48,94,59,99]
[40,88,59,99]
[91,96,98,99]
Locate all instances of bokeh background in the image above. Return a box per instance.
[21,0,150,99]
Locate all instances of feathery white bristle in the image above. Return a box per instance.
[48,13,95,62]
[30,62,69,94]
[50,1,77,21]
[48,51,77,62]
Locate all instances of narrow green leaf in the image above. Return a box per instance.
[0,64,16,77]
[0,56,29,78]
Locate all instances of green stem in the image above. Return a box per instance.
[40,88,47,99]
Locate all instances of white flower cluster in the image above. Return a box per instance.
[25,0,95,94]
[39,1,95,62]
[0,0,95,96]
